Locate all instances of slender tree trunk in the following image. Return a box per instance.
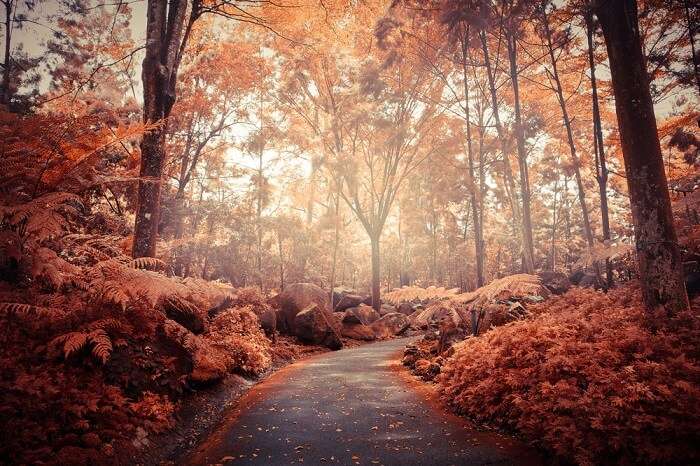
[683,0,700,95]
[460,27,484,287]
[480,31,521,232]
[2,0,12,106]
[133,0,189,258]
[587,10,614,288]
[563,176,572,271]
[174,192,187,239]
[398,205,407,286]
[329,190,340,308]
[541,5,595,255]
[430,207,438,282]
[595,0,689,319]
[550,168,560,270]
[507,33,536,273]
[256,147,264,291]
[276,230,284,291]
[370,233,381,312]
[201,217,215,280]
[477,100,488,283]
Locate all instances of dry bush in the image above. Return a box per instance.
[451,273,548,309]
[205,307,272,376]
[411,299,469,329]
[227,286,273,318]
[383,285,460,305]
[409,274,545,334]
[438,285,700,465]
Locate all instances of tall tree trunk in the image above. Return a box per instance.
[329,190,340,308]
[430,206,438,282]
[480,30,521,233]
[563,176,572,270]
[370,233,381,312]
[587,10,614,288]
[2,0,12,106]
[507,33,536,273]
[276,230,285,291]
[476,98,488,283]
[133,0,189,258]
[550,165,560,270]
[461,27,485,287]
[683,0,700,95]
[541,5,595,254]
[256,146,264,291]
[595,0,689,319]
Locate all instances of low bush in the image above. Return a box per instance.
[438,285,700,465]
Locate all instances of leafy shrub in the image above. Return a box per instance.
[438,285,700,465]
[205,307,272,376]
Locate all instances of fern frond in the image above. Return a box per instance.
[164,295,200,317]
[2,192,83,243]
[87,318,126,333]
[0,302,63,320]
[573,241,634,270]
[100,282,131,310]
[383,285,460,305]
[84,237,126,258]
[54,332,90,359]
[88,329,113,363]
[450,274,548,310]
[50,328,114,364]
[0,302,35,316]
[128,257,166,271]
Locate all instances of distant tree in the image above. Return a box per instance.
[537,1,596,257]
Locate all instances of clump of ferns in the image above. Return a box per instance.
[0,302,72,337]
[0,302,128,366]
[62,234,126,266]
[48,318,133,365]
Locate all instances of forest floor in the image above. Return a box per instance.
[184,337,542,466]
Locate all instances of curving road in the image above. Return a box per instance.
[186,338,542,466]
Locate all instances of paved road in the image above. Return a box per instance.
[186,338,542,466]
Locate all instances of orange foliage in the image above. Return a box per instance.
[206,307,272,376]
[438,285,700,465]
[0,110,277,464]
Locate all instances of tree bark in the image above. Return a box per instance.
[683,0,700,95]
[370,234,381,312]
[586,10,614,288]
[550,164,560,270]
[2,0,12,106]
[479,30,521,235]
[133,0,190,258]
[507,33,536,273]
[460,27,485,288]
[276,230,285,291]
[595,0,688,319]
[329,190,340,308]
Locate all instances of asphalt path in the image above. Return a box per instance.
[186,338,542,466]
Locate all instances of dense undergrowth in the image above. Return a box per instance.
[0,276,276,465]
[0,111,282,464]
[438,285,700,466]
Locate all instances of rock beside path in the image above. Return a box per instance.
[272,283,331,334]
[294,304,343,350]
[371,312,410,339]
